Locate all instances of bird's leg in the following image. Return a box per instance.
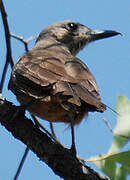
[50,122,57,138]
[69,106,77,156]
[31,115,62,146]
[49,122,61,145]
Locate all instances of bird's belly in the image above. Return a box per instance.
[17,94,85,125]
[28,100,71,123]
[29,101,85,125]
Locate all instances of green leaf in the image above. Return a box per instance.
[91,151,130,180]
[89,95,130,179]
[109,95,130,153]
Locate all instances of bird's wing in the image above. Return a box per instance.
[9,49,105,111]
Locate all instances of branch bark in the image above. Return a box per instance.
[0,95,110,180]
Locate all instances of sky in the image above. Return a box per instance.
[0,0,130,180]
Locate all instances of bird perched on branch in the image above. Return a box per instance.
[9,20,120,154]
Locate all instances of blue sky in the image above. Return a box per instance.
[0,0,130,179]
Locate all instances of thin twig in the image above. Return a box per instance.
[0,60,9,92]
[103,117,114,133]
[10,33,36,52]
[103,117,130,139]
[0,0,14,92]
[14,148,29,180]
[0,1,13,67]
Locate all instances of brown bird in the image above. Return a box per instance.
[9,20,120,154]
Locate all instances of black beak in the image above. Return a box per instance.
[88,29,121,41]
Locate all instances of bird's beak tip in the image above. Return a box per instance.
[119,32,123,36]
[89,29,122,41]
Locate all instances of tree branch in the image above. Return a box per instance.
[0,95,110,180]
[10,33,36,52]
[0,0,14,92]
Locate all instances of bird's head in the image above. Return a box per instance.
[35,20,121,55]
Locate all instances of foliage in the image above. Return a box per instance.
[87,96,130,180]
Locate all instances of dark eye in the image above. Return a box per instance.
[68,23,78,31]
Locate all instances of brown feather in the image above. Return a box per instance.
[9,47,106,124]
[9,20,117,125]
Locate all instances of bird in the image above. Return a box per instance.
[9,20,120,154]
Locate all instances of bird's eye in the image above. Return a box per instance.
[68,23,78,31]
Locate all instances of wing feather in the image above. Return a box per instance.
[10,49,105,111]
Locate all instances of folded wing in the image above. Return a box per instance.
[9,48,106,112]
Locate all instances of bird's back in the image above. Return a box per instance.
[9,46,106,124]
